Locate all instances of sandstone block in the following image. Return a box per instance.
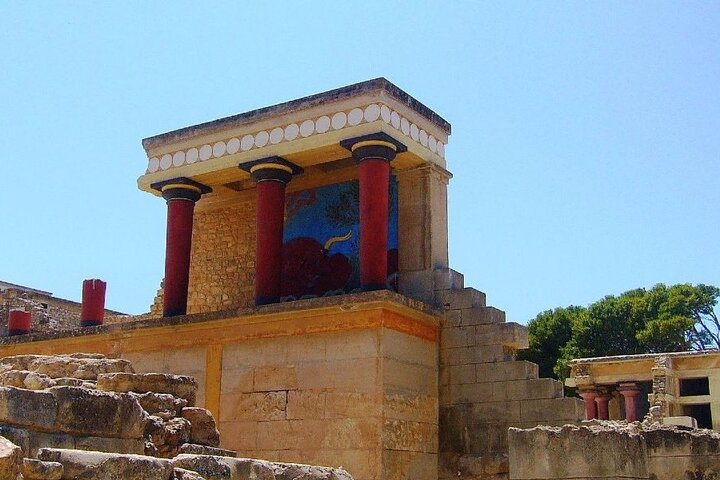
[253,366,297,392]
[21,459,63,480]
[171,454,274,480]
[460,306,506,326]
[382,419,438,453]
[475,361,539,383]
[174,467,206,480]
[130,391,188,417]
[507,378,563,400]
[178,443,237,457]
[435,288,486,310]
[27,432,74,457]
[433,268,464,291]
[476,323,528,349]
[440,326,474,349]
[0,370,54,390]
[38,448,174,480]
[97,373,198,406]
[271,461,353,480]
[0,435,22,480]
[73,436,145,455]
[446,364,475,385]
[0,386,57,431]
[0,426,28,455]
[0,355,133,380]
[519,397,585,423]
[286,390,325,420]
[182,407,220,447]
[50,386,147,439]
[223,391,286,422]
[440,345,512,366]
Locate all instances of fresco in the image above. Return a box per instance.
[281,177,398,299]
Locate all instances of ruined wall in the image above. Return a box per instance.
[508,422,720,480]
[435,270,585,480]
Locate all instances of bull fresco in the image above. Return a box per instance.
[281,178,398,300]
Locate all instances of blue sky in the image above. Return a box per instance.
[1,2,718,323]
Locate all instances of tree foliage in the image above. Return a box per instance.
[517,283,720,381]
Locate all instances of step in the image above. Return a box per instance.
[476,322,529,349]
[435,287,487,310]
[433,268,465,291]
[459,306,506,326]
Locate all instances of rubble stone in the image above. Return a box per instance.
[174,468,207,480]
[181,408,220,447]
[97,372,197,406]
[0,435,22,480]
[178,444,236,458]
[0,355,133,380]
[130,391,188,417]
[21,458,63,480]
[38,448,174,480]
[171,454,274,480]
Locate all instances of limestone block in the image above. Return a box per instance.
[174,468,206,480]
[382,450,437,480]
[27,432,74,457]
[181,407,220,447]
[475,361,539,384]
[0,386,57,431]
[21,459,63,480]
[97,372,198,406]
[296,358,378,393]
[446,364,475,385]
[130,391,188,417]
[382,419,438,453]
[217,421,257,451]
[220,391,286,422]
[171,454,274,480]
[506,378,563,400]
[519,397,584,423]
[326,330,380,361]
[398,270,435,304]
[433,268,464,291]
[383,359,436,395]
[50,386,147,439]
[384,393,438,423]
[508,425,648,479]
[444,382,494,405]
[644,427,720,479]
[382,329,437,368]
[440,345,512,366]
[440,326,474,349]
[0,370,54,390]
[476,323,528,349]
[38,448,174,480]
[0,355,134,380]
[73,436,145,455]
[178,443,237,458]
[271,461,353,480]
[324,392,380,419]
[286,390,326,420]
[322,418,380,450]
[145,416,191,457]
[0,426,28,455]
[460,306,506,326]
[439,453,508,479]
[253,366,297,392]
[0,435,22,480]
[258,419,326,451]
[435,288,486,310]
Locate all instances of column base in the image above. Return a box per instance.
[163,308,187,317]
[362,283,387,292]
[80,320,103,327]
[8,329,30,336]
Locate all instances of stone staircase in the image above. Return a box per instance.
[432,269,584,480]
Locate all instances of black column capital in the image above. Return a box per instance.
[240,156,304,184]
[340,132,407,163]
[151,177,212,202]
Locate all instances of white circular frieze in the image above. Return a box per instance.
[241,135,254,151]
[148,157,159,173]
[400,117,410,135]
[226,138,240,154]
[380,105,391,123]
[331,112,347,130]
[348,108,363,126]
[199,145,212,161]
[255,131,269,148]
[300,119,315,137]
[390,111,401,129]
[269,127,284,144]
[160,154,172,170]
[186,148,199,164]
[172,151,185,167]
[419,129,428,147]
[284,123,299,141]
[410,123,419,141]
[213,141,226,158]
[364,104,380,122]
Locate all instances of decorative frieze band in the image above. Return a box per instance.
[146,103,446,174]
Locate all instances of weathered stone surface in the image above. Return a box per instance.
[73,436,145,455]
[0,355,133,380]
[271,462,353,480]
[38,448,174,480]
[145,416,191,458]
[0,386,57,431]
[178,444,236,458]
[181,408,220,447]
[174,467,207,480]
[50,386,146,439]
[171,454,275,480]
[21,458,64,480]
[0,435,22,480]
[130,391,188,417]
[97,373,197,406]
[0,370,54,390]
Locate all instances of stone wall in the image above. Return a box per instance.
[435,269,585,480]
[508,421,720,480]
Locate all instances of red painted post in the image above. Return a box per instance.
[81,279,107,327]
[8,310,31,336]
[579,390,599,420]
[255,179,287,305]
[596,392,611,420]
[341,134,405,291]
[242,158,302,306]
[151,178,211,317]
[358,158,391,289]
[619,383,641,422]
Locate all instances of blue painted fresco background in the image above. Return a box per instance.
[281,177,398,298]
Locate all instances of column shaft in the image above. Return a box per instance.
[255,179,287,305]
[579,390,598,420]
[81,279,106,327]
[8,310,31,336]
[359,158,391,289]
[163,198,195,316]
[596,394,611,420]
[619,383,641,422]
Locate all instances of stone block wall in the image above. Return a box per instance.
[435,269,584,480]
[508,421,720,480]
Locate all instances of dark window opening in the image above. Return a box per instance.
[683,403,713,429]
[680,377,710,396]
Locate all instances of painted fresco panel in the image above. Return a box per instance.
[281,178,398,299]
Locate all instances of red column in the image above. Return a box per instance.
[596,392,611,420]
[8,310,31,336]
[579,389,599,420]
[243,158,302,305]
[342,134,404,291]
[619,383,641,422]
[152,178,211,317]
[81,279,107,327]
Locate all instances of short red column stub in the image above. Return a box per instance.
[596,392,611,420]
[619,382,642,422]
[8,310,31,336]
[579,390,599,420]
[81,279,107,327]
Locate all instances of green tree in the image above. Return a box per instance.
[520,283,720,382]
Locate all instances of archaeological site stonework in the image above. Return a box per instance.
[3,79,719,480]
